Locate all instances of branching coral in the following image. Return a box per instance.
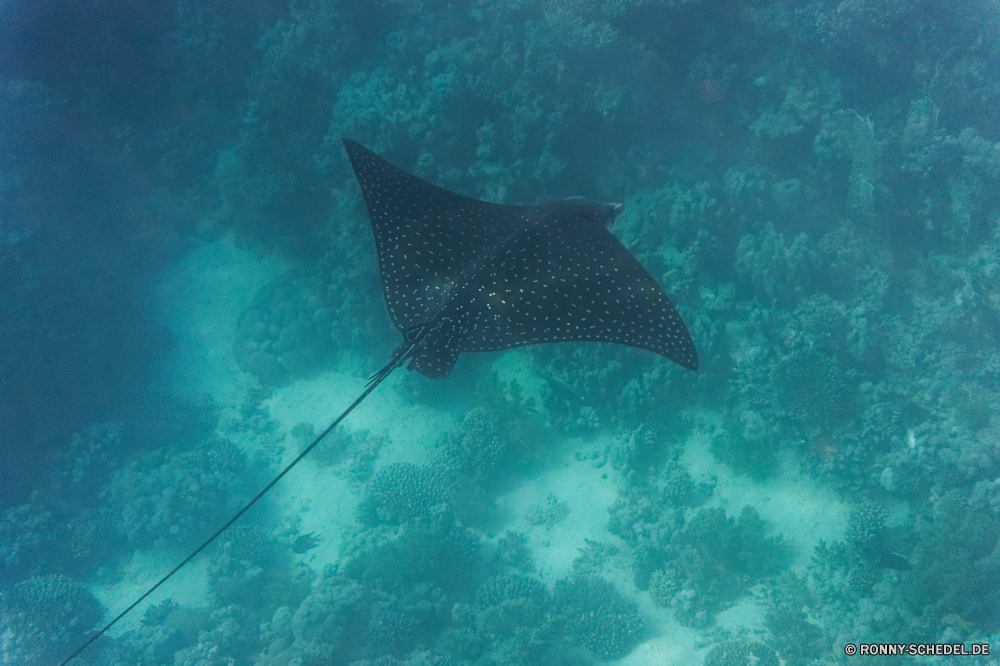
[494,530,536,573]
[774,346,855,428]
[0,574,104,666]
[435,407,512,485]
[525,493,569,529]
[607,480,687,588]
[609,423,678,475]
[805,0,913,45]
[447,572,554,664]
[531,343,641,432]
[846,500,886,551]
[257,568,447,665]
[735,223,818,308]
[359,462,452,526]
[763,572,829,666]
[709,408,780,479]
[571,539,620,576]
[355,652,457,666]
[475,573,550,641]
[118,389,220,455]
[678,506,789,581]
[647,563,682,606]
[367,607,418,656]
[553,574,644,659]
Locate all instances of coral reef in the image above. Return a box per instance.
[0,501,58,580]
[116,389,220,457]
[233,250,390,386]
[571,539,620,575]
[608,422,689,475]
[493,530,536,573]
[339,520,479,599]
[169,604,262,666]
[648,564,682,606]
[664,507,790,624]
[898,490,1000,628]
[207,524,308,613]
[709,409,780,479]
[478,573,550,641]
[255,565,448,666]
[610,480,789,625]
[276,569,371,663]
[9,0,1000,662]
[99,438,260,549]
[301,424,385,482]
[703,638,779,666]
[234,270,337,384]
[367,607,418,656]
[525,493,569,529]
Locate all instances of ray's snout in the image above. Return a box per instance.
[608,202,624,228]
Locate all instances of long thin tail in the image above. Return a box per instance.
[58,356,403,666]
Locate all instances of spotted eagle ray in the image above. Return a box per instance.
[60,139,697,664]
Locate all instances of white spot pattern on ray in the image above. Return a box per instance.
[344,139,698,378]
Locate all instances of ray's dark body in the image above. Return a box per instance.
[343,139,698,377]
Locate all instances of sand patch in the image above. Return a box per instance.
[153,233,287,406]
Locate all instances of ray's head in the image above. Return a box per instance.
[589,201,624,228]
[541,199,625,229]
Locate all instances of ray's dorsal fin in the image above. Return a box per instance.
[59,140,697,665]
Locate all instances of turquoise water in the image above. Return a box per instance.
[1,1,998,665]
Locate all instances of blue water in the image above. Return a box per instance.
[2,1,999,665]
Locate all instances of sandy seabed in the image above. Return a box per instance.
[98,236,849,661]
